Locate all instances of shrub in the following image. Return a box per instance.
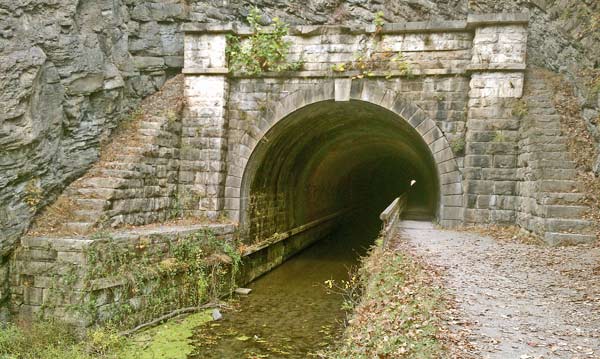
[226,8,302,75]
[23,179,43,212]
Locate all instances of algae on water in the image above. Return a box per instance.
[121,310,213,359]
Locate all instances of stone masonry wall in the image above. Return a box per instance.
[183,14,593,246]
[28,76,185,235]
[227,75,470,242]
[181,22,475,241]
[10,224,236,327]
[463,18,527,225]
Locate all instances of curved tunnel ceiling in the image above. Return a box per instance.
[241,100,440,241]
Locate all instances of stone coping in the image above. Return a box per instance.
[466,13,529,28]
[465,63,527,72]
[21,223,237,248]
[182,67,229,75]
[183,68,468,78]
[241,208,352,256]
[183,13,528,35]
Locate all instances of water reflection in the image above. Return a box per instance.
[190,211,380,358]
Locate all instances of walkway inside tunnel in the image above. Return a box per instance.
[241,99,441,243]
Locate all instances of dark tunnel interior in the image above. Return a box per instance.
[240,100,440,243]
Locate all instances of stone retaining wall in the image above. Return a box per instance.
[10,218,346,328]
[10,224,236,328]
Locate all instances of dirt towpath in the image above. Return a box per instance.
[396,221,600,359]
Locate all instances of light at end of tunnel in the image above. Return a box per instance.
[410,179,416,187]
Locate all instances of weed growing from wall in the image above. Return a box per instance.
[511,99,529,118]
[373,11,385,28]
[493,131,507,142]
[331,12,412,79]
[449,137,466,156]
[24,179,43,212]
[226,8,303,75]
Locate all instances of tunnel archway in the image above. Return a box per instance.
[228,82,463,243]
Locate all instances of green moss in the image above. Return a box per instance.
[120,310,213,359]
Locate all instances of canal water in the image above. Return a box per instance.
[189,211,381,358]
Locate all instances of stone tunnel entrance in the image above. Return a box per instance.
[240,100,439,244]
[10,12,596,335]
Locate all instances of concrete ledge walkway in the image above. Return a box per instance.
[396,221,599,358]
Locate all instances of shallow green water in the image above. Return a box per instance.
[189,213,380,359]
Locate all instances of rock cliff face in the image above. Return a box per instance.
[0,0,598,316]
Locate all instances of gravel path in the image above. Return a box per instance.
[396,221,600,359]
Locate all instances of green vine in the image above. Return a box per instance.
[226,8,302,75]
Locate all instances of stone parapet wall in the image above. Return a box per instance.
[380,195,408,245]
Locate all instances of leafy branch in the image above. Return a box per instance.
[226,8,302,75]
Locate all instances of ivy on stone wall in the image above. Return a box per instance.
[226,8,302,75]
[51,230,243,329]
